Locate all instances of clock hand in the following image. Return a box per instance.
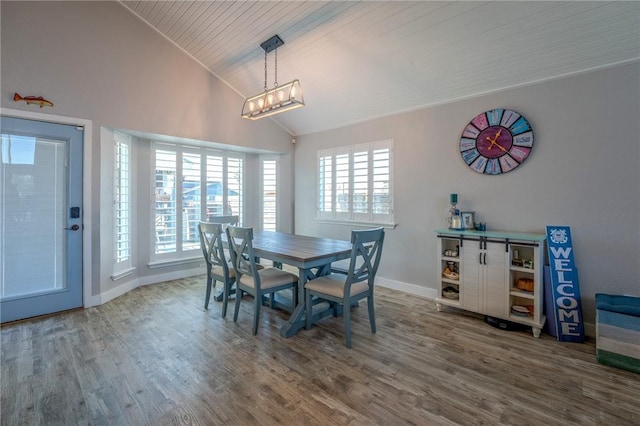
[486,135,498,150]
[492,129,509,152]
[494,143,508,153]
[485,129,504,151]
[486,138,508,153]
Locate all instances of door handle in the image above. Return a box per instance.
[65,224,80,231]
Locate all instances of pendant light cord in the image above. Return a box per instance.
[274,48,278,88]
[263,50,268,91]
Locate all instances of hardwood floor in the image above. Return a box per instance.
[2,275,639,426]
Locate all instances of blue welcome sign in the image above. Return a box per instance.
[546,226,584,342]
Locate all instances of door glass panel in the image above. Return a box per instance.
[1,134,67,299]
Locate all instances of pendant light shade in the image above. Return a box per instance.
[241,79,304,120]
[241,35,305,120]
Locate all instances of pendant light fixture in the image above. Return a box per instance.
[241,35,305,120]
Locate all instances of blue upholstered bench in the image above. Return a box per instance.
[595,293,640,373]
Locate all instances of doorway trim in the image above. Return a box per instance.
[1,107,94,309]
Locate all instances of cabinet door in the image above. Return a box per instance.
[483,242,508,317]
[461,243,481,312]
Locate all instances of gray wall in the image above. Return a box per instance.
[1,1,294,301]
[294,63,640,329]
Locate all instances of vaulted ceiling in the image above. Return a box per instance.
[119,1,640,136]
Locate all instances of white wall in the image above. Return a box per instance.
[294,63,640,329]
[1,1,294,303]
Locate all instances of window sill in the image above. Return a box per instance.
[315,218,396,229]
[148,256,202,269]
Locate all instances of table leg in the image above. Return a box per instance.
[214,287,235,302]
[279,263,332,338]
[279,268,308,338]
[214,288,224,302]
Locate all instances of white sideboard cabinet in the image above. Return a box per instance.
[435,229,546,337]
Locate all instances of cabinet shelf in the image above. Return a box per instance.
[442,277,460,285]
[510,265,535,273]
[442,256,459,262]
[510,289,535,299]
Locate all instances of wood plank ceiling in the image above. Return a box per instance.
[119,1,640,136]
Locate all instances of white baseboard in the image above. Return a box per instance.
[376,276,438,300]
[137,267,203,287]
[87,280,138,307]
[88,267,204,307]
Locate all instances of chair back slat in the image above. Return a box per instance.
[198,222,228,270]
[226,226,260,287]
[346,228,385,288]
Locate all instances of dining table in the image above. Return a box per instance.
[250,231,354,338]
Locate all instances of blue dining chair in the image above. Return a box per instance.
[198,222,235,318]
[226,226,299,335]
[304,227,385,348]
[207,215,239,302]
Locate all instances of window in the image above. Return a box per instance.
[113,131,133,276]
[226,156,243,221]
[181,149,201,252]
[204,152,243,219]
[262,157,278,231]
[152,142,243,260]
[317,140,393,225]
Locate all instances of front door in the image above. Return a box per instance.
[1,116,83,323]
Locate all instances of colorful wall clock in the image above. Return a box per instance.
[459,109,534,175]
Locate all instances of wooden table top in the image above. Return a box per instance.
[251,231,353,268]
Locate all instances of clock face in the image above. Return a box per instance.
[460,109,534,175]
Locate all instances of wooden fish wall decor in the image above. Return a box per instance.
[14,92,54,108]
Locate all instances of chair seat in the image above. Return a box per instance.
[239,267,298,290]
[305,273,369,298]
[211,262,236,279]
[211,262,263,279]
